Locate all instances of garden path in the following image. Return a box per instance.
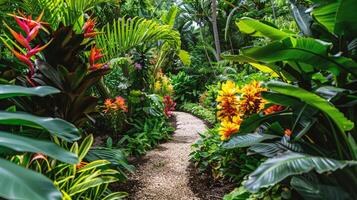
[127,112,207,200]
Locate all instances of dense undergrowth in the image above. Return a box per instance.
[1,0,357,199]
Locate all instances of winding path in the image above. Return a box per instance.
[127,112,207,200]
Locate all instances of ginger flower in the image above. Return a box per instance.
[218,116,242,140]
[115,96,128,112]
[89,46,106,71]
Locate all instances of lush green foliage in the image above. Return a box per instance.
[0,85,80,200]
[180,103,216,125]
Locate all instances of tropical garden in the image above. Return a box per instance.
[0,0,357,199]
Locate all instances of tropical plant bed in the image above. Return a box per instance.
[187,162,236,200]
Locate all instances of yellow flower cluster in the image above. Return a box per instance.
[216,80,266,140]
[239,81,267,115]
[154,74,174,96]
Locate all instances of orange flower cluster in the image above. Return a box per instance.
[104,96,128,113]
[284,129,292,137]
[216,80,267,140]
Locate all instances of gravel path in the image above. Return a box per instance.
[127,112,207,200]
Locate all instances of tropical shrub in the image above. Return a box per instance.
[222,1,357,198]
[0,85,80,200]
[46,135,128,200]
[1,13,109,126]
[191,128,261,183]
[118,117,175,156]
[171,71,201,104]
[180,103,216,125]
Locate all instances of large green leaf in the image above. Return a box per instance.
[266,81,354,131]
[0,131,78,164]
[0,85,60,99]
[244,151,357,192]
[223,133,279,149]
[291,176,352,200]
[236,17,293,40]
[313,0,357,38]
[0,111,81,142]
[0,158,61,200]
[241,37,357,76]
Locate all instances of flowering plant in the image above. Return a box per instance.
[163,95,176,118]
[216,80,267,140]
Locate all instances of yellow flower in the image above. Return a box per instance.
[217,80,239,97]
[218,120,240,140]
[154,81,162,92]
[238,81,267,115]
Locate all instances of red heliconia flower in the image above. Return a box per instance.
[163,95,176,117]
[89,46,106,71]
[2,11,51,83]
[82,18,98,38]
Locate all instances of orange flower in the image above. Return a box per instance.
[115,96,128,113]
[103,96,128,113]
[218,116,242,140]
[76,161,89,169]
[284,129,292,137]
[264,105,285,115]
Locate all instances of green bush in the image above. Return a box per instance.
[190,128,261,183]
[180,103,216,125]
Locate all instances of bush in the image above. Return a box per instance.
[180,103,216,125]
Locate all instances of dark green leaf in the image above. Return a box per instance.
[0,131,78,164]
[0,158,61,200]
[244,151,357,192]
[0,85,60,99]
[0,111,81,142]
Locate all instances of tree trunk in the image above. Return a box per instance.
[211,0,221,61]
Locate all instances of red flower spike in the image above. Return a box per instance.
[4,23,31,50]
[26,39,53,58]
[89,46,106,71]
[83,18,98,38]
[27,25,40,42]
